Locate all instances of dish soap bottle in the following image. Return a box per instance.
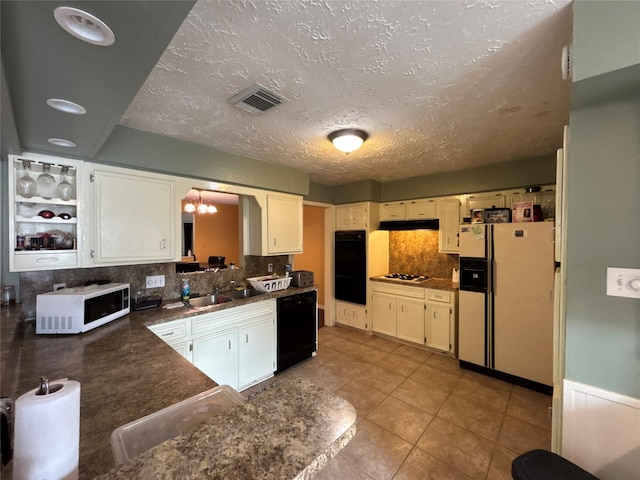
[181,278,190,301]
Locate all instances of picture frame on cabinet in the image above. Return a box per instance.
[484,208,512,223]
[471,209,484,224]
[512,202,534,223]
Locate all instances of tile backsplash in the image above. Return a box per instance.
[18,255,289,317]
[389,230,458,279]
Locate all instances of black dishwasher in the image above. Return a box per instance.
[276,290,317,373]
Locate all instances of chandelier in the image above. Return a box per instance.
[184,189,218,214]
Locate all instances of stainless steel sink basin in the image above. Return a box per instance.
[186,293,232,309]
[226,289,267,300]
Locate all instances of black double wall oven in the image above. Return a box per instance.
[334,230,367,305]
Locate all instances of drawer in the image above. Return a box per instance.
[426,290,451,303]
[13,251,78,271]
[370,281,425,299]
[148,319,189,343]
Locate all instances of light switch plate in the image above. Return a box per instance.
[146,275,165,288]
[606,267,640,299]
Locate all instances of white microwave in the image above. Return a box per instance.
[36,283,130,334]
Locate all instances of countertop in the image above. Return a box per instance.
[370,276,459,292]
[94,379,356,480]
[0,285,319,479]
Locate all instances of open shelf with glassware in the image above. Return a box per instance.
[9,153,83,271]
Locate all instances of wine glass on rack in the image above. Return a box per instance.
[37,163,56,199]
[57,166,74,201]
[16,160,37,198]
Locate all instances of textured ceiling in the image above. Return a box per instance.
[121,0,572,186]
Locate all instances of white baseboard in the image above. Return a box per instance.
[562,379,640,479]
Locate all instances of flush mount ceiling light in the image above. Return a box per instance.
[53,6,115,46]
[328,129,369,154]
[46,98,87,115]
[47,138,77,148]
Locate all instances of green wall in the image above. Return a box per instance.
[565,93,640,398]
[95,125,310,196]
[381,155,556,201]
[572,0,640,82]
[565,1,640,399]
[332,180,382,205]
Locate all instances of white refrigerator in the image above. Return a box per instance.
[458,222,555,387]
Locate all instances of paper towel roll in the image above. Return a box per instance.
[14,378,81,480]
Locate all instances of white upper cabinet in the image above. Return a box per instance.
[438,199,460,254]
[8,153,84,272]
[406,199,437,220]
[266,194,303,254]
[243,193,303,255]
[380,202,406,221]
[380,199,437,221]
[336,202,372,231]
[87,164,179,266]
[465,192,506,217]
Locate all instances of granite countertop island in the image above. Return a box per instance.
[0,285,354,479]
[95,379,356,480]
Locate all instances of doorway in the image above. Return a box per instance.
[293,202,333,328]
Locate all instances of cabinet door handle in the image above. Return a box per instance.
[161,238,167,250]
[228,339,231,350]
[189,341,193,352]
[90,249,95,259]
[246,333,249,343]
[401,305,404,313]
[161,331,174,337]
[388,302,393,310]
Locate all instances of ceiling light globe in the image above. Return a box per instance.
[207,205,218,214]
[328,129,368,154]
[184,203,196,213]
[197,203,209,214]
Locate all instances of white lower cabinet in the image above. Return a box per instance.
[370,281,457,354]
[396,298,425,345]
[426,304,450,351]
[371,293,397,337]
[192,328,238,387]
[335,301,367,330]
[148,300,276,391]
[239,318,276,389]
[425,289,457,354]
[147,318,191,361]
[371,283,424,341]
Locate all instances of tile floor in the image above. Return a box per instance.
[271,324,552,480]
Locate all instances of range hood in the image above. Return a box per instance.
[378,219,440,231]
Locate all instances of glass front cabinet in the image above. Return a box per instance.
[9,153,84,271]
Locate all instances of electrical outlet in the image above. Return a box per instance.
[606,267,640,299]
[53,283,66,291]
[146,275,165,288]
[268,263,274,273]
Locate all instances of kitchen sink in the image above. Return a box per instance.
[226,289,267,300]
[186,293,233,309]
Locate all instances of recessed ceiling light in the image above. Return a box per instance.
[47,138,77,148]
[46,98,87,115]
[53,6,115,46]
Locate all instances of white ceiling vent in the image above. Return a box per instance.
[228,84,284,115]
